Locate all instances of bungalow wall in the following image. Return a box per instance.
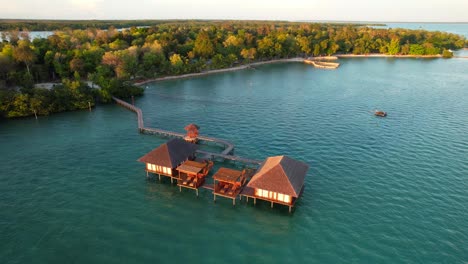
[254,188,292,204]
[146,163,173,176]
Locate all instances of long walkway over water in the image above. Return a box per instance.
[112,97,262,165]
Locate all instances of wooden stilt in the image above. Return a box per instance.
[289,206,292,213]
[196,189,199,196]
[233,199,235,206]
[247,196,249,202]
[254,198,256,205]
[213,194,216,202]
[179,186,181,192]
[271,201,273,208]
[158,174,161,181]
[88,102,91,111]
[34,110,37,119]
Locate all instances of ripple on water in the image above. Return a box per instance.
[1,60,468,263]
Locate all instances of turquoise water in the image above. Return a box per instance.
[375,23,468,38]
[1,58,468,263]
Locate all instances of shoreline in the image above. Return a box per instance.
[336,54,443,58]
[134,53,457,85]
[134,58,304,86]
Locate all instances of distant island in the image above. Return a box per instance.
[0,20,466,119]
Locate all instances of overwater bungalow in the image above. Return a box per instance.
[212,167,253,205]
[177,159,214,196]
[138,138,198,182]
[240,156,309,212]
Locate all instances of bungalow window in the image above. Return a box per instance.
[283,195,290,203]
[255,188,262,196]
[262,190,268,198]
[278,193,284,202]
[147,163,152,170]
[167,168,172,175]
[151,164,156,171]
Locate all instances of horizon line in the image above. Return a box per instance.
[0,18,467,24]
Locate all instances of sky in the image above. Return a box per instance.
[1,0,468,22]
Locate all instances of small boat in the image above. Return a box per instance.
[374,110,387,117]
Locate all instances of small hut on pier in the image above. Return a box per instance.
[138,138,198,182]
[184,123,200,143]
[240,156,309,212]
[176,160,214,195]
[212,168,251,205]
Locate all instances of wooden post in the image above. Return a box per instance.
[88,102,91,111]
[158,174,161,181]
[179,186,181,192]
[289,206,292,213]
[254,198,256,205]
[196,189,199,197]
[213,194,216,202]
[271,201,273,208]
[34,110,37,119]
[233,198,235,206]
[246,196,249,202]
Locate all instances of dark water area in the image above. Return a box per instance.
[1,57,467,263]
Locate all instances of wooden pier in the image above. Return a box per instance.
[113,97,258,164]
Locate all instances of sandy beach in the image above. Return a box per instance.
[336,54,442,58]
[134,58,304,86]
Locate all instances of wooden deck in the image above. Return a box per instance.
[113,97,261,164]
[177,179,202,196]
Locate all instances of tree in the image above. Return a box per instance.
[409,44,425,55]
[193,31,214,58]
[240,48,256,61]
[387,38,401,55]
[442,49,453,58]
[12,40,36,75]
[296,36,311,55]
[257,37,274,58]
[169,53,184,74]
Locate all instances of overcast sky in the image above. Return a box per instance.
[1,0,467,22]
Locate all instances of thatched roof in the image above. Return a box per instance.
[247,156,309,197]
[138,138,198,168]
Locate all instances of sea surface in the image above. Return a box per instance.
[1,57,468,263]
[374,23,468,38]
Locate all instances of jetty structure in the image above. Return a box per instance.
[304,59,340,69]
[113,97,259,164]
[115,96,310,212]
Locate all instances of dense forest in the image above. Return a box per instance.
[0,20,466,118]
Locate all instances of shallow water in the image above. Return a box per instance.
[1,57,468,263]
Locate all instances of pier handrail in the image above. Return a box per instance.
[112,97,259,164]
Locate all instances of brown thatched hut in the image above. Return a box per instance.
[241,156,309,212]
[138,138,198,182]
